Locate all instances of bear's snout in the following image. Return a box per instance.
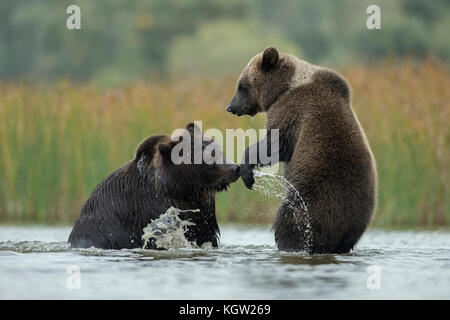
[226,104,244,117]
[226,104,235,114]
[232,164,240,176]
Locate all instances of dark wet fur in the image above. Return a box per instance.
[68,125,239,250]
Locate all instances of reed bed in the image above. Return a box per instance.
[0,61,448,227]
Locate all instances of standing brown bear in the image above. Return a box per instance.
[227,46,377,254]
[68,123,240,249]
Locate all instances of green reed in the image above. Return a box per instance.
[0,61,448,227]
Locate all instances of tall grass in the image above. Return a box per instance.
[0,61,448,227]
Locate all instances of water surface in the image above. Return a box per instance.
[0,225,449,299]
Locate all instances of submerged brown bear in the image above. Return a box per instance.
[227,46,377,254]
[68,123,240,249]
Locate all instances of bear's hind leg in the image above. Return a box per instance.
[332,231,362,254]
[273,199,312,253]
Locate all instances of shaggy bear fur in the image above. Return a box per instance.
[227,46,377,254]
[68,123,240,249]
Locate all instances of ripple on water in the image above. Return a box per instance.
[0,241,69,254]
[0,226,449,299]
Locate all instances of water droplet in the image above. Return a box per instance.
[253,170,312,251]
[141,206,201,249]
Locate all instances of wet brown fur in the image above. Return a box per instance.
[228,47,377,254]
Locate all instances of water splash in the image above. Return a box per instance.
[253,170,307,211]
[142,206,212,250]
[253,170,312,251]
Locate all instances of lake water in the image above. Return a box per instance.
[0,225,449,299]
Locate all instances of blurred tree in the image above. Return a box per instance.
[402,0,449,27]
[355,18,429,60]
[167,19,302,77]
[137,0,249,75]
[0,0,448,83]
[251,0,333,63]
[353,0,450,62]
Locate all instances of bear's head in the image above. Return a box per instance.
[134,122,240,201]
[226,46,319,117]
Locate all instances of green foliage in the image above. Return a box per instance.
[1,62,449,227]
[0,0,249,81]
[168,19,301,76]
[0,1,449,82]
[136,0,249,76]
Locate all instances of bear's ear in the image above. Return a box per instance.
[157,142,173,158]
[186,122,202,136]
[261,46,279,72]
[135,135,165,161]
